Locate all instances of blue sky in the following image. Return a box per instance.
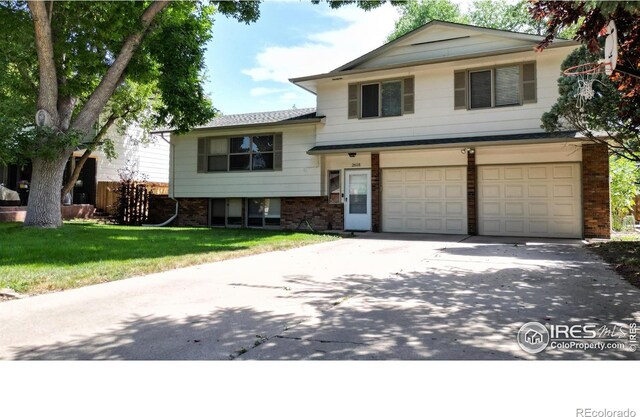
[202,1,401,115]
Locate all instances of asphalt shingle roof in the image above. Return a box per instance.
[197,107,320,129]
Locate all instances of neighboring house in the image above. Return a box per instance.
[0,123,169,208]
[161,21,610,239]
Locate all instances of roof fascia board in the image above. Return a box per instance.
[307,136,583,155]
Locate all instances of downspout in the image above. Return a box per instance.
[143,132,179,227]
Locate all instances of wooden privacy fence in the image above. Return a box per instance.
[96,181,168,214]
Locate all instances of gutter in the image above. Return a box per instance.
[142,132,178,227]
[151,116,324,135]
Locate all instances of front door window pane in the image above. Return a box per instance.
[381,81,402,117]
[349,174,367,214]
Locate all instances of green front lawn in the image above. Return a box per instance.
[0,222,337,295]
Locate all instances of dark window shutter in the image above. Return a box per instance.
[522,62,536,104]
[273,133,283,171]
[454,71,467,109]
[197,138,208,173]
[403,77,415,114]
[348,84,359,119]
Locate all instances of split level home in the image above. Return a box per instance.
[157,21,611,239]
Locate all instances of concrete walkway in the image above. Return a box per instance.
[1,234,638,360]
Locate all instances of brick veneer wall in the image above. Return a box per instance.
[149,197,210,227]
[371,153,381,232]
[467,152,477,235]
[582,143,610,238]
[147,195,175,224]
[281,197,343,231]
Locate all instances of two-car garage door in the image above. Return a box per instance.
[381,163,582,238]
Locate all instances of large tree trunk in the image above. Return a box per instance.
[24,155,70,228]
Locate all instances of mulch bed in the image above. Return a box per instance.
[590,241,640,289]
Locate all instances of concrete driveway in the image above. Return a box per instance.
[1,234,638,360]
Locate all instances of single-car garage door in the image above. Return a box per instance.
[382,167,467,234]
[477,163,582,238]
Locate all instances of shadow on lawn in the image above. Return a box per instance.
[0,222,315,267]
[9,241,640,360]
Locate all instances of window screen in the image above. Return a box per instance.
[495,66,520,106]
[381,81,402,117]
[470,70,492,109]
[361,84,380,118]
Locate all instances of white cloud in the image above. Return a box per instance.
[249,87,287,97]
[242,3,400,84]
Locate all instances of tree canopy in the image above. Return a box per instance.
[0,0,397,227]
[531,1,640,161]
[387,0,550,42]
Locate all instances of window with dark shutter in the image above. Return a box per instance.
[273,133,283,171]
[403,77,415,114]
[348,84,359,119]
[454,71,467,109]
[460,62,536,110]
[197,138,208,173]
[198,133,282,172]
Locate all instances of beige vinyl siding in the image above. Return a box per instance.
[81,124,170,182]
[315,48,575,147]
[171,125,321,198]
[359,31,536,69]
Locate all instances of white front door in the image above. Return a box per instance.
[344,169,372,231]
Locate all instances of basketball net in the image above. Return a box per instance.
[562,20,617,110]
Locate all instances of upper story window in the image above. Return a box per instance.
[197,133,283,173]
[348,77,414,119]
[454,62,536,110]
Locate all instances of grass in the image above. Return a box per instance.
[0,221,338,295]
[589,232,640,289]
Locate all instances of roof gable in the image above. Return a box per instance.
[333,21,568,72]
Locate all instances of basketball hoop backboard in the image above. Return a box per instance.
[604,20,617,75]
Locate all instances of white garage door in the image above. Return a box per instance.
[478,163,582,238]
[382,167,467,234]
